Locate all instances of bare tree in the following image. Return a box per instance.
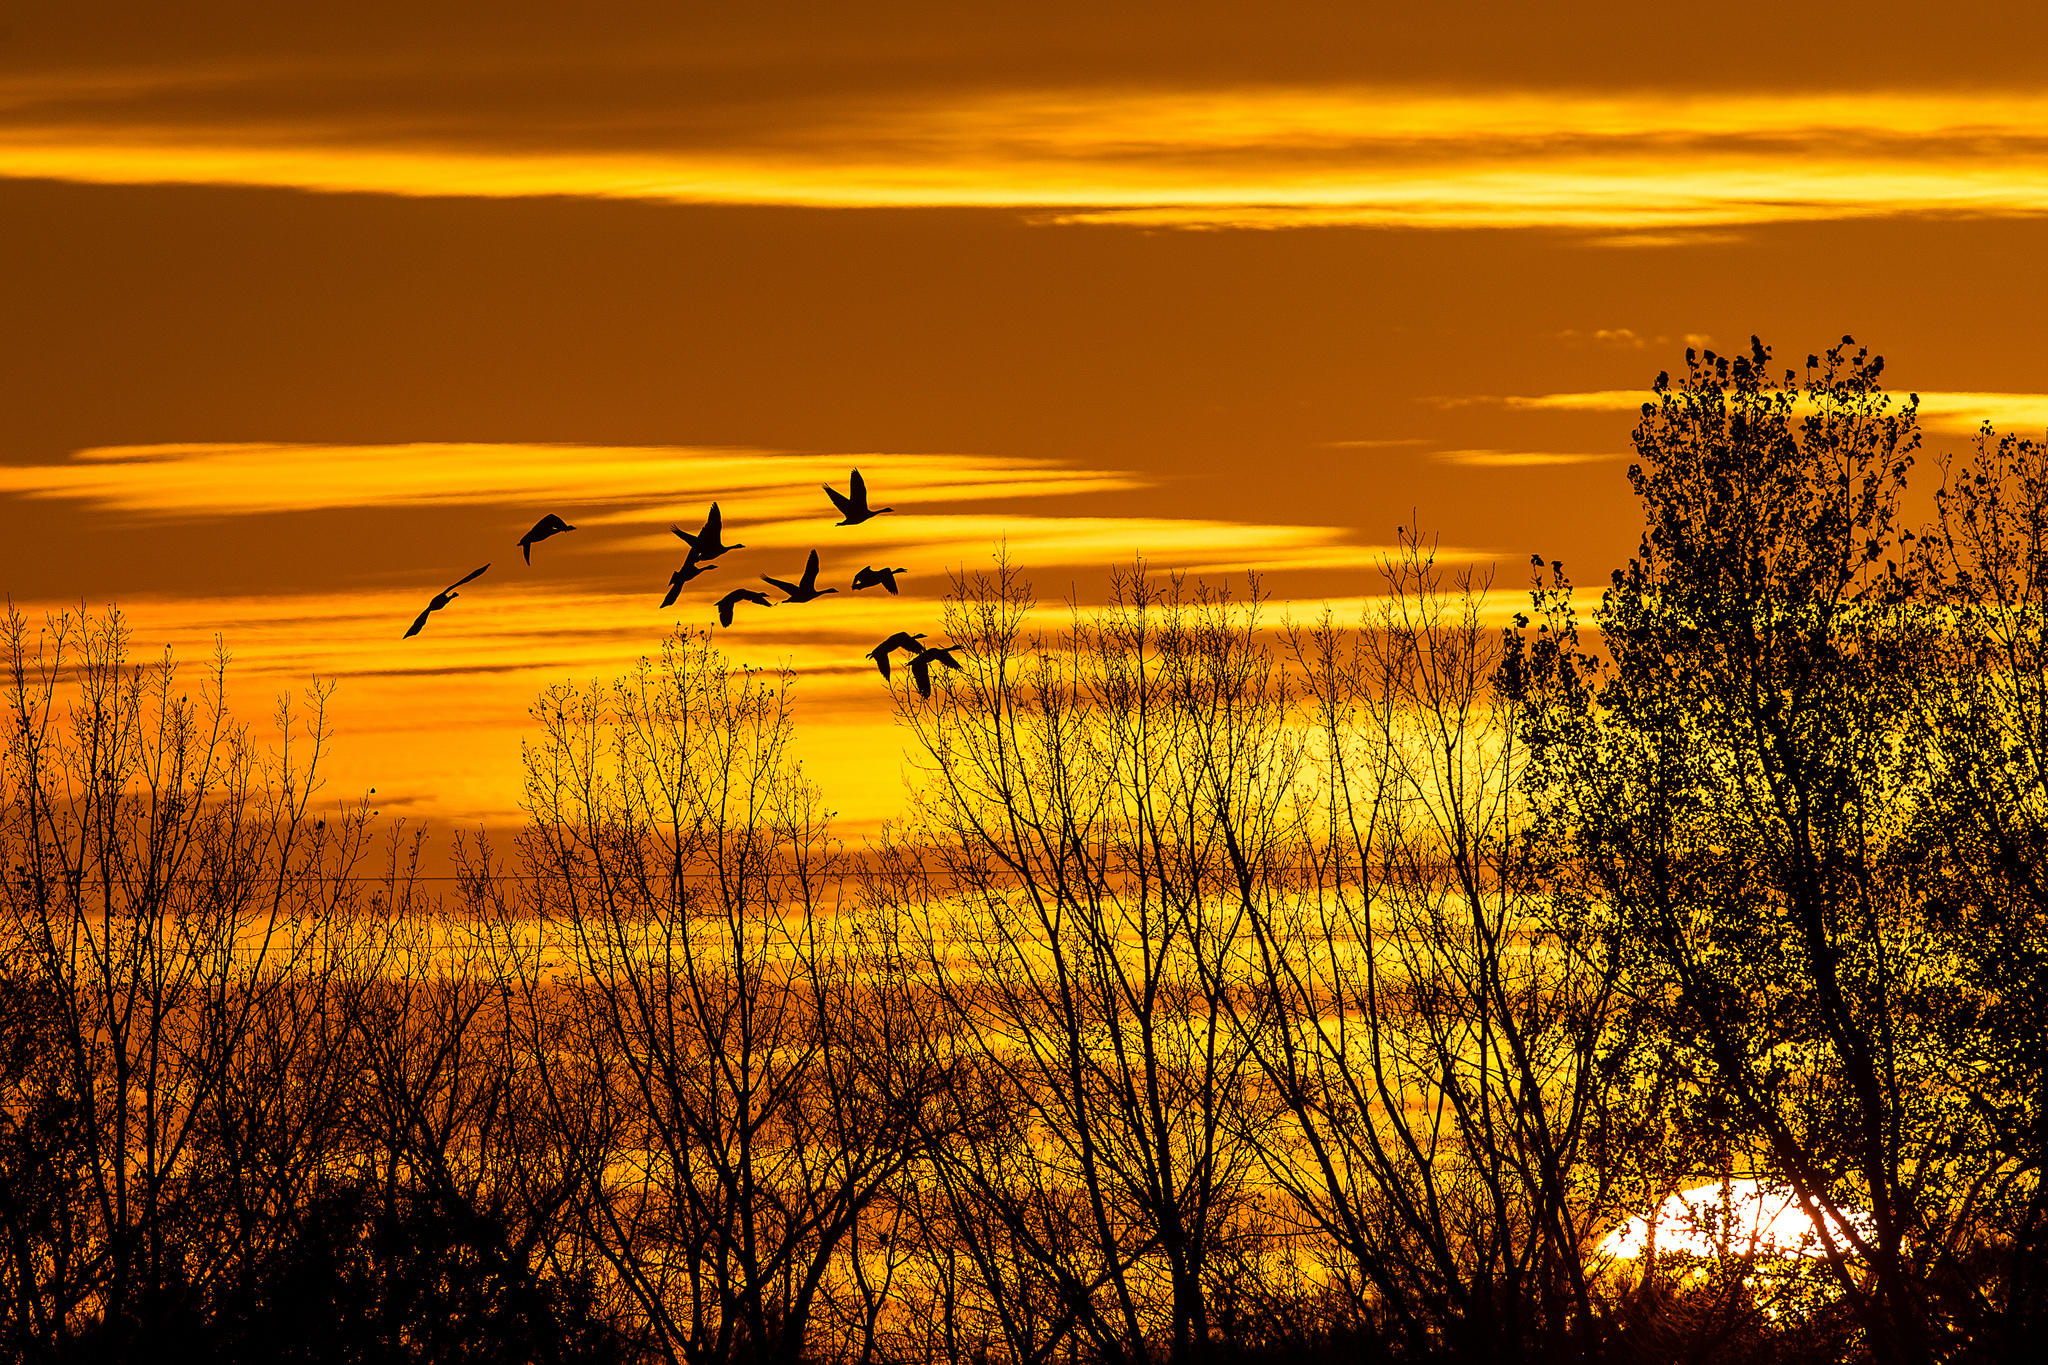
[876,560,1286,1365]
[518,629,939,1365]
[0,603,376,1351]
[1228,536,1632,1360]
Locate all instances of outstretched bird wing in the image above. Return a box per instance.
[445,563,491,593]
[661,571,685,609]
[910,654,934,698]
[671,522,700,549]
[849,468,867,508]
[883,631,923,654]
[404,607,433,639]
[761,574,800,598]
[714,589,763,626]
[880,570,899,595]
[800,549,821,590]
[703,503,723,542]
[823,482,853,518]
[868,645,893,679]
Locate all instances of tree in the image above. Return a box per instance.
[874,560,1283,1365]
[1901,424,2048,1352]
[1519,337,1963,1362]
[1238,536,1633,1361]
[517,630,942,1365]
[0,604,379,1353]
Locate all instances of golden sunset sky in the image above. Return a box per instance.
[7,1,2048,833]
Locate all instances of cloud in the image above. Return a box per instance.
[1911,392,2048,435]
[1576,231,1747,249]
[0,442,1144,518]
[1432,449,1621,467]
[1556,328,1655,348]
[2,441,1432,588]
[10,86,2048,229]
[1435,389,2048,436]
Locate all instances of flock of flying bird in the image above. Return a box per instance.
[401,469,965,697]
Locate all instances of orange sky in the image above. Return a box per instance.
[7,2,2048,833]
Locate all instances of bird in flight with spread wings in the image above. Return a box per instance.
[824,469,893,526]
[716,588,773,627]
[660,556,717,608]
[762,550,838,604]
[907,644,963,698]
[404,564,490,639]
[866,631,926,678]
[852,565,907,595]
[517,514,576,565]
[673,503,744,561]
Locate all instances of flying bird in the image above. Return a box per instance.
[762,550,838,604]
[866,631,926,679]
[660,557,718,608]
[824,469,893,526]
[716,588,773,628]
[908,645,963,699]
[852,566,907,595]
[673,503,743,561]
[403,564,490,639]
[517,514,576,565]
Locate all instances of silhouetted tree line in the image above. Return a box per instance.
[2,337,2041,1363]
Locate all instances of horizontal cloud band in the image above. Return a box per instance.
[7,88,2048,229]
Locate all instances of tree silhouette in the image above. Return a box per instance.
[1516,337,2039,1363]
[10,337,2048,1361]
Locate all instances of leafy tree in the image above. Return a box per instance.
[1516,336,2001,1363]
[1901,425,2048,1353]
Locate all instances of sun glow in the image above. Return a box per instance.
[1600,1180,1876,1263]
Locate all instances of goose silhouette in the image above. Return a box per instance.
[824,469,892,526]
[404,564,490,639]
[660,556,717,608]
[673,503,743,561]
[716,587,773,627]
[517,514,575,565]
[908,644,963,698]
[762,550,837,604]
[851,566,907,595]
[866,631,926,678]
